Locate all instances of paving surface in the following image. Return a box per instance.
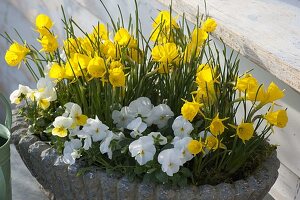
[11,144,48,200]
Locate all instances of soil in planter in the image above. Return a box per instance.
[0,136,7,147]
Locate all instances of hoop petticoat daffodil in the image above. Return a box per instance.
[187,139,204,155]
[264,104,288,128]
[202,18,217,33]
[35,14,53,36]
[5,42,30,67]
[230,122,254,143]
[181,97,204,122]
[208,113,228,136]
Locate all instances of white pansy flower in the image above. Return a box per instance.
[129,136,156,165]
[10,84,33,104]
[173,136,193,164]
[127,117,147,138]
[63,139,82,165]
[129,97,153,125]
[63,102,87,126]
[82,116,109,142]
[76,129,92,150]
[112,106,136,128]
[34,77,57,110]
[158,148,182,176]
[148,132,167,145]
[172,116,194,138]
[149,104,174,128]
[52,116,74,137]
[100,131,123,159]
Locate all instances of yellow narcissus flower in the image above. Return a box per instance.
[92,23,108,40]
[109,67,125,87]
[87,56,106,78]
[5,42,30,67]
[52,116,73,137]
[63,38,79,55]
[110,61,123,69]
[191,28,208,47]
[246,84,266,102]
[209,113,228,136]
[183,42,201,63]
[196,64,214,84]
[181,98,203,121]
[78,36,93,56]
[151,43,179,63]
[236,74,258,92]
[101,40,119,59]
[265,109,288,128]
[205,135,226,151]
[152,11,179,29]
[72,53,91,69]
[38,33,58,53]
[128,48,143,63]
[114,28,133,46]
[263,82,284,103]
[187,140,203,155]
[202,18,217,33]
[236,122,254,143]
[35,14,53,35]
[65,59,83,78]
[48,63,65,80]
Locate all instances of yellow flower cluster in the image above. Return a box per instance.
[36,14,58,53]
[150,12,217,73]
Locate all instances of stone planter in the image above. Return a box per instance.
[11,109,280,200]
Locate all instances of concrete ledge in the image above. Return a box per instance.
[156,0,300,93]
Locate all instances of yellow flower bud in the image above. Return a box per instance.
[191,28,208,47]
[5,42,30,67]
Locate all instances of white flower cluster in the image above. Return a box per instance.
[56,97,197,176]
[112,97,196,176]
[51,102,123,165]
[10,77,56,110]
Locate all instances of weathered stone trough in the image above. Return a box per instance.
[11,109,280,200]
